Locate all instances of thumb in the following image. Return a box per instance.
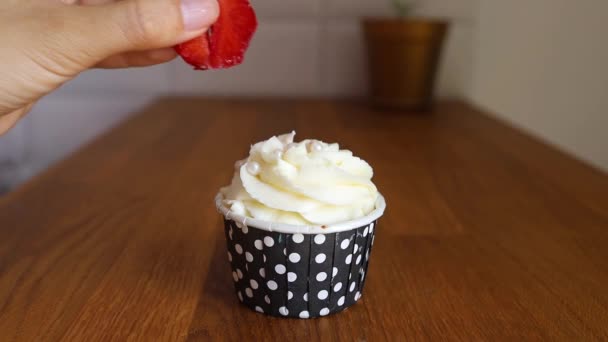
[56,0,219,65]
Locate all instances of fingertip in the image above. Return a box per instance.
[181,0,219,32]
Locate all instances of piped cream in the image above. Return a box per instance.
[220,132,379,225]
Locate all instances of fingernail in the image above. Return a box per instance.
[181,0,219,31]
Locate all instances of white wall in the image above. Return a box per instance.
[56,0,476,98]
[0,0,477,189]
[470,0,608,171]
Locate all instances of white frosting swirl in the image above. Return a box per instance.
[220,132,379,225]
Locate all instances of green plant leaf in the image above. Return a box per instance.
[391,0,416,17]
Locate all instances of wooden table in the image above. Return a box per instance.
[1,98,607,341]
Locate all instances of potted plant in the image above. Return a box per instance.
[363,0,449,111]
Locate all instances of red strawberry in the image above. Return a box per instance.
[175,0,257,70]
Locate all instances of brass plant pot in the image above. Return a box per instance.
[363,18,449,111]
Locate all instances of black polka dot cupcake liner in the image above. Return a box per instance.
[216,194,386,319]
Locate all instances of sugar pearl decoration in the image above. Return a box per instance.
[308,141,323,153]
[246,161,261,175]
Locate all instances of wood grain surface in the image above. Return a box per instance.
[1,98,607,341]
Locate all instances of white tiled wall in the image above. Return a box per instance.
[251,0,321,18]
[170,21,323,96]
[52,0,476,99]
[326,0,476,21]
[0,0,477,189]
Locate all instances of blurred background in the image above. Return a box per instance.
[0,0,607,193]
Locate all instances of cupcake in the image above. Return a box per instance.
[215,132,385,318]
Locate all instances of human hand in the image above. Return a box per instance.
[0,0,219,135]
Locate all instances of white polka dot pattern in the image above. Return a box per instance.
[289,253,300,263]
[222,219,377,318]
[315,253,326,264]
[264,236,274,247]
[340,239,350,250]
[275,264,286,274]
[292,233,304,243]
